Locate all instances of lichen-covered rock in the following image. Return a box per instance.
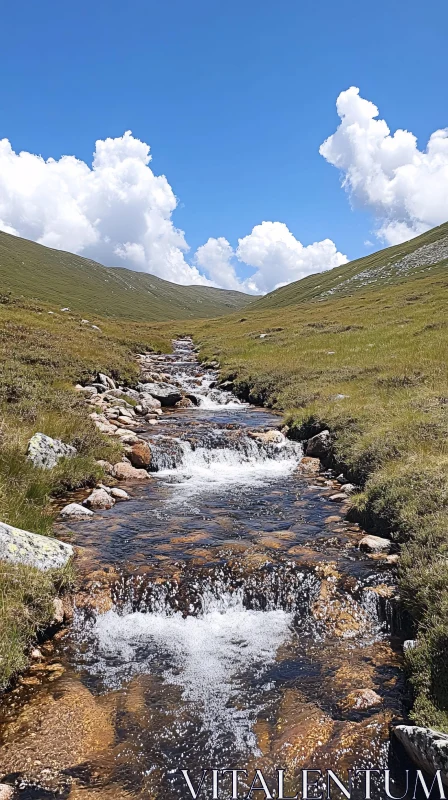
[305,429,331,459]
[27,433,77,470]
[128,440,152,468]
[137,382,182,406]
[393,726,448,785]
[59,503,94,520]
[0,785,14,800]
[359,534,392,554]
[83,488,115,510]
[112,462,150,480]
[0,521,73,571]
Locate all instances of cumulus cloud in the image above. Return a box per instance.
[0,128,347,293]
[195,222,347,294]
[320,86,448,244]
[0,131,211,285]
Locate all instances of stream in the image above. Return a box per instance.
[0,339,410,800]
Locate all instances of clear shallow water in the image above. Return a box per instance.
[0,339,409,800]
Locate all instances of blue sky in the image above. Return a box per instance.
[1,0,447,291]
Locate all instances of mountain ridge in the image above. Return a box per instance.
[0,231,255,322]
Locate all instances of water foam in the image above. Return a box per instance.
[156,434,303,496]
[76,591,292,752]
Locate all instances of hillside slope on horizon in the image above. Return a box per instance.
[0,231,255,321]
[251,221,448,311]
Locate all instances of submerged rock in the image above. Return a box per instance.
[305,429,331,459]
[137,382,182,406]
[359,534,392,554]
[393,726,448,785]
[338,688,382,713]
[60,502,94,520]
[0,521,73,570]
[297,456,321,475]
[27,433,77,470]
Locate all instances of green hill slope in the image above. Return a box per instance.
[0,231,255,321]
[252,221,448,311]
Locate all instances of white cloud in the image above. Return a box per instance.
[0,128,347,294]
[194,222,347,294]
[0,131,211,286]
[320,86,448,244]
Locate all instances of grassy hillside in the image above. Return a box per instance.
[174,229,448,732]
[0,292,171,687]
[253,221,448,310]
[0,231,254,321]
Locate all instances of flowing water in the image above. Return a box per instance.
[0,339,410,800]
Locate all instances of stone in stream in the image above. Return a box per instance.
[110,487,130,501]
[338,688,382,713]
[305,429,332,459]
[83,488,115,510]
[0,521,73,570]
[112,462,150,480]
[249,430,285,444]
[60,502,94,520]
[27,433,77,470]
[297,456,321,475]
[359,534,392,554]
[128,440,152,468]
[329,492,348,502]
[393,726,448,785]
[137,381,182,406]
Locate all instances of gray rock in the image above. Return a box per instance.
[359,534,392,554]
[83,488,115,510]
[393,725,448,785]
[52,597,64,625]
[137,382,182,407]
[27,433,77,470]
[0,784,15,800]
[97,373,116,390]
[110,487,130,500]
[0,521,73,571]
[60,503,94,520]
[138,392,163,410]
[403,639,417,652]
[305,430,331,459]
[341,483,357,495]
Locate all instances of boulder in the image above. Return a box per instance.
[110,488,130,501]
[83,488,115,510]
[60,503,94,520]
[27,433,77,470]
[305,429,331,459]
[128,441,152,468]
[342,483,357,495]
[297,457,321,475]
[112,462,150,481]
[0,785,14,800]
[0,521,73,571]
[359,535,392,554]
[393,726,448,785]
[137,382,182,406]
[97,372,116,390]
[175,397,195,409]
